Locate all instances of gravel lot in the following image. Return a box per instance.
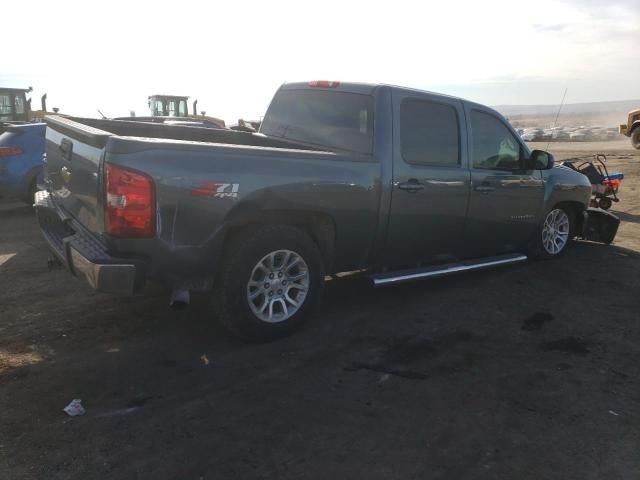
[1,140,639,479]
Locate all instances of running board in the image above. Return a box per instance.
[371,253,528,287]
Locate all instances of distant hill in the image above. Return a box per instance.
[494,99,639,129]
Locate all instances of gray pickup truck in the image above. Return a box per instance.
[36,81,619,339]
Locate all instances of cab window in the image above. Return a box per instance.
[471,110,522,170]
[400,99,460,166]
[153,100,164,116]
[14,95,25,114]
[0,95,11,116]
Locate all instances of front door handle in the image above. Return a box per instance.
[474,185,496,193]
[397,179,425,192]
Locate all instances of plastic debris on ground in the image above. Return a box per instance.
[63,399,86,417]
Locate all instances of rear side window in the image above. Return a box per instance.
[260,89,374,155]
[400,99,459,166]
[470,110,522,170]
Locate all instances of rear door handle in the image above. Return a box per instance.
[397,179,425,192]
[474,185,496,193]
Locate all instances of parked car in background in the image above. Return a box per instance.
[541,129,554,141]
[37,81,615,340]
[521,129,543,141]
[552,130,570,141]
[570,129,591,141]
[0,122,45,203]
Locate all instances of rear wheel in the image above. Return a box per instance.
[21,178,38,205]
[631,128,640,150]
[214,225,325,341]
[598,197,612,210]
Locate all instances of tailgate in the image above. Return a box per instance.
[44,115,112,233]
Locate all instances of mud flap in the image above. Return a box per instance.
[580,208,620,244]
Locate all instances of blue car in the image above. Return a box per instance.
[0,122,46,203]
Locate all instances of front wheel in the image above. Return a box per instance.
[214,225,325,341]
[631,128,640,150]
[531,207,573,259]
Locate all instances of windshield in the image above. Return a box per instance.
[260,89,374,155]
[151,98,189,117]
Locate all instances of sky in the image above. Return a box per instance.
[3,0,639,123]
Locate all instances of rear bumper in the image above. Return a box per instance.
[35,190,144,295]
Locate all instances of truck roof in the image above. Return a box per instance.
[279,81,510,127]
[148,94,189,100]
[0,87,32,94]
[281,81,472,105]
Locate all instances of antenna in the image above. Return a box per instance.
[546,88,567,151]
[97,109,107,119]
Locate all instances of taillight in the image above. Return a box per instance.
[105,163,155,237]
[308,80,340,88]
[0,146,23,157]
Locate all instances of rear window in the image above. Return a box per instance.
[260,89,374,155]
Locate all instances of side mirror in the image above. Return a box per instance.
[529,149,555,170]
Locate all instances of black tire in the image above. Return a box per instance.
[598,197,612,210]
[529,205,574,260]
[21,178,37,205]
[213,225,325,341]
[632,128,640,150]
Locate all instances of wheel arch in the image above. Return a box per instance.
[222,208,336,272]
[552,200,586,234]
[18,164,43,203]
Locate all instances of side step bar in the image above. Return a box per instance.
[371,253,527,287]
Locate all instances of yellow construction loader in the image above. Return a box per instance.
[619,109,640,150]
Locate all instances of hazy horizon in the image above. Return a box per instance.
[4,0,639,123]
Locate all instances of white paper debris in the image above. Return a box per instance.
[608,410,620,416]
[200,354,210,366]
[63,399,86,417]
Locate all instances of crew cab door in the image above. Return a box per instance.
[463,106,544,256]
[383,92,470,268]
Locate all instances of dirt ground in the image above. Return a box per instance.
[1,140,639,480]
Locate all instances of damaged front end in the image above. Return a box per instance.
[578,208,620,244]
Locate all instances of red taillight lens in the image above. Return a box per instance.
[0,146,23,157]
[105,163,155,237]
[308,80,340,88]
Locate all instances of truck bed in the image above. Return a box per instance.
[47,116,324,151]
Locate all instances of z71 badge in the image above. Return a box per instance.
[191,181,240,199]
